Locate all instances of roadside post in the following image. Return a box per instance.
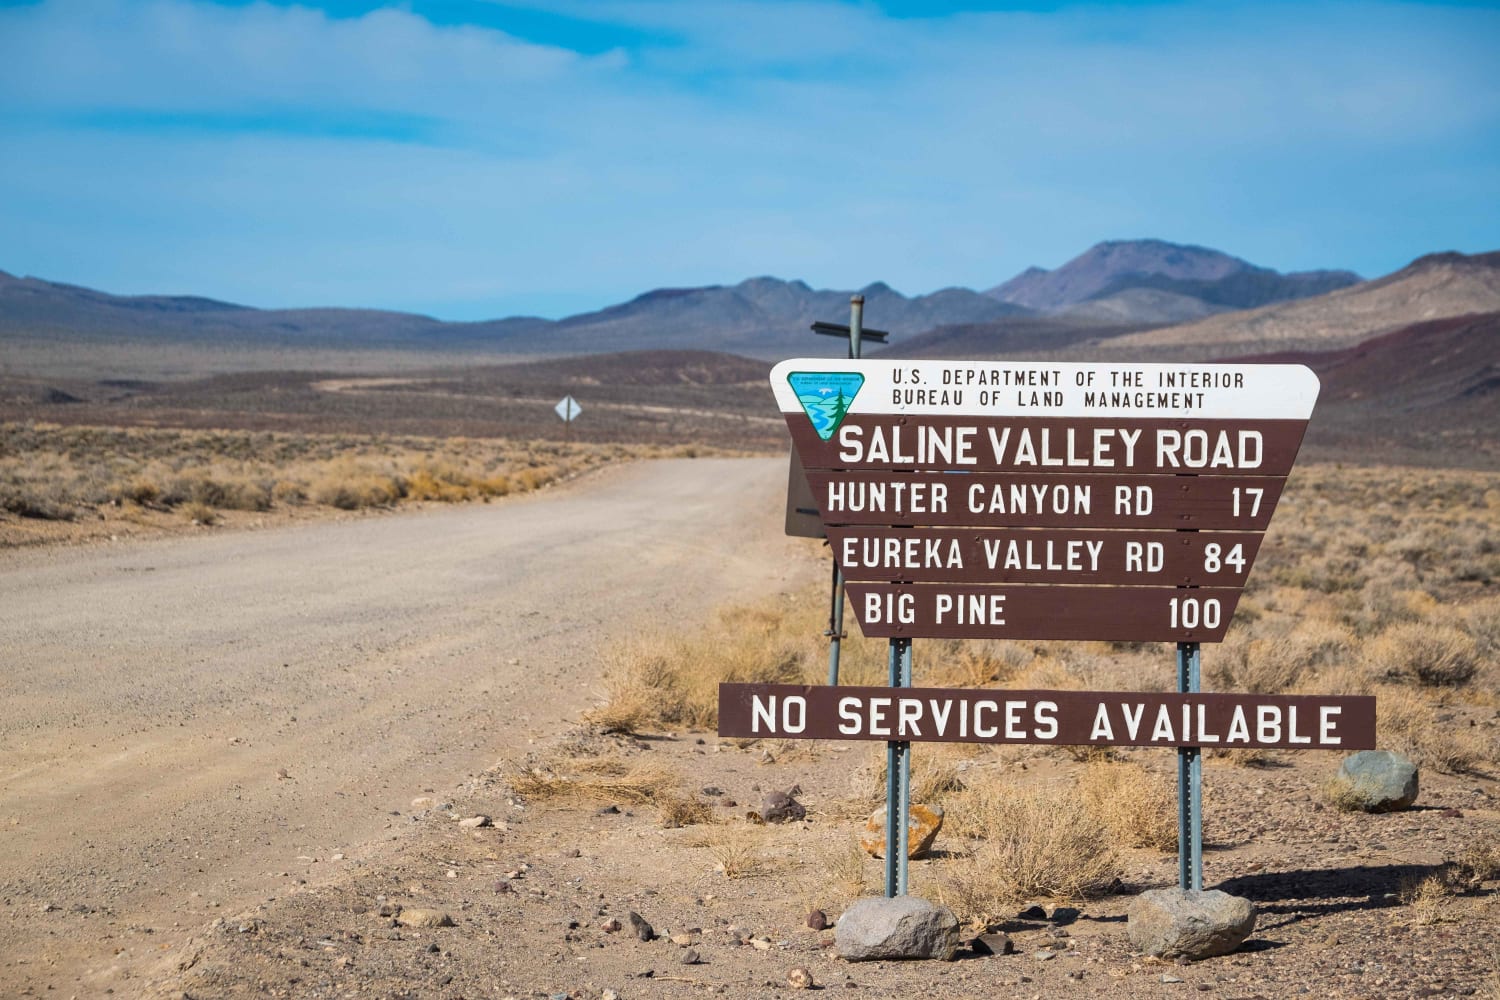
[798,297,890,688]
[554,395,582,442]
[730,358,1366,898]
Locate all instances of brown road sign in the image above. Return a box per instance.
[844,582,1244,642]
[803,471,1287,530]
[771,360,1318,642]
[825,526,1263,586]
[718,683,1377,750]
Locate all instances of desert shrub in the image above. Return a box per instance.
[1209,621,1354,694]
[938,781,1120,918]
[0,480,74,521]
[923,639,1030,688]
[271,479,307,505]
[584,623,805,734]
[657,792,716,829]
[311,463,404,509]
[115,478,162,506]
[1373,684,1489,774]
[509,756,681,807]
[859,742,976,806]
[1079,760,1177,852]
[1364,623,1479,687]
[182,501,218,525]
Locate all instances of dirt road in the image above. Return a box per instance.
[0,457,818,997]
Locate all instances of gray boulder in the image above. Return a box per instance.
[1329,750,1419,812]
[1127,888,1255,959]
[835,896,960,961]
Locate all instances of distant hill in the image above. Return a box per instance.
[871,314,1152,360]
[985,239,1362,323]
[529,277,1029,358]
[1231,310,1500,467]
[1097,250,1500,360]
[0,269,1028,365]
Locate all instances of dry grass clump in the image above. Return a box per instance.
[509,756,682,805]
[1078,759,1178,852]
[1371,685,1489,774]
[700,826,765,879]
[938,779,1120,920]
[1363,622,1480,687]
[857,742,978,806]
[1208,620,1354,695]
[583,606,811,733]
[0,422,637,531]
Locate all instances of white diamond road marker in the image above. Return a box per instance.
[554,395,582,422]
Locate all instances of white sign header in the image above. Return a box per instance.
[770,360,1320,421]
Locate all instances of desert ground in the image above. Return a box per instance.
[1,345,1498,1000]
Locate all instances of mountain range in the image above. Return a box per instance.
[0,239,1371,364]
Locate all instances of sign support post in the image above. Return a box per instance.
[812,294,888,688]
[884,636,913,897]
[1177,641,1204,891]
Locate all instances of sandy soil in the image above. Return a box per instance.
[2,456,1497,1000]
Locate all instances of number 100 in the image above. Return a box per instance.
[1169,596,1222,630]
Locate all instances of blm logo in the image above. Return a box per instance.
[787,371,864,441]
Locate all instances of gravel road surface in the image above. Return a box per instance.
[0,457,817,996]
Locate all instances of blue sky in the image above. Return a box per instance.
[2,0,1497,320]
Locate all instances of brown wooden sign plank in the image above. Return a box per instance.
[718,683,1377,751]
[804,471,1287,530]
[788,415,1310,477]
[844,582,1243,642]
[826,526,1263,587]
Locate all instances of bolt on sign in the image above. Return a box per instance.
[770,359,1322,643]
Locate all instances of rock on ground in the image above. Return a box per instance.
[1329,749,1420,812]
[835,896,960,962]
[1127,888,1255,960]
[859,803,944,859]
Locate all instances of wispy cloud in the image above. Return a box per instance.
[1,0,1496,318]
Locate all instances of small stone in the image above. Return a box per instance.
[1328,750,1420,812]
[787,966,815,989]
[1033,949,1056,961]
[411,797,435,810]
[1128,889,1254,960]
[1049,906,1081,923]
[601,917,622,933]
[702,786,724,797]
[670,933,696,946]
[969,931,1013,956]
[835,896,960,962]
[627,911,655,942]
[761,790,806,824]
[458,815,491,829]
[601,991,620,1000]
[680,948,700,965]
[598,804,621,815]
[806,909,829,931]
[1162,974,1185,983]
[396,908,454,929]
[750,936,774,951]
[1017,905,1047,920]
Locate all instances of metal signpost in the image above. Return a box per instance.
[554,394,582,441]
[752,358,1328,897]
[790,297,891,688]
